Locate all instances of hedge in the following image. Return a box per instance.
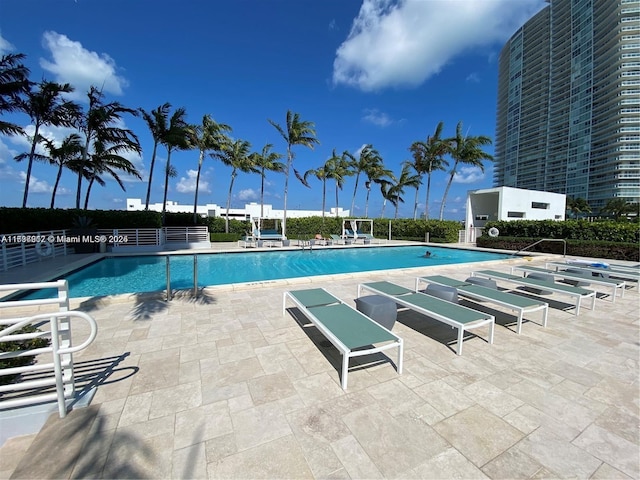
[482,220,639,244]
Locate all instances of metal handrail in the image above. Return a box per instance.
[0,280,98,418]
[512,238,567,257]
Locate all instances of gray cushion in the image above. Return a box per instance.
[425,284,459,303]
[525,272,554,295]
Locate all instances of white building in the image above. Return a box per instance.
[126,199,350,220]
[465,187,565,241]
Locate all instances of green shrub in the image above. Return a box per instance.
[210,233,242,242]
[0,325,50,385]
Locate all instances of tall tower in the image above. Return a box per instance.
[493,0,640,211]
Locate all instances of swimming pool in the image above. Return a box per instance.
[25,245,510,298]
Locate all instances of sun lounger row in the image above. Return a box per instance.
[416,275,548,334]
[545,261,639,283]
[471,270,596,315]
[282,288,403,390]
[510,265,625,302]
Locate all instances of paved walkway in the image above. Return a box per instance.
[0,248,638,479]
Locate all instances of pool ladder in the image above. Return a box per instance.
[165,254,199,301]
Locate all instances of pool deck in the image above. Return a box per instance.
[0,243,638,479]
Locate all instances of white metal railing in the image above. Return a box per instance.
[0,280,97,418]
[97,228,161,248]
[163,226,209,243]
[0,230,69,271]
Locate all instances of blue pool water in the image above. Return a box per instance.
[24,246,509,299]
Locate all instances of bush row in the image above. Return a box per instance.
[483,220,639,243]
[476,236,639,261]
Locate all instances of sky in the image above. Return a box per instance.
[0,0,547,220]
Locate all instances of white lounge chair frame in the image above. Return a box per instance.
[282,288,403,390]
[416,275,548,334]
[545,261,639,283]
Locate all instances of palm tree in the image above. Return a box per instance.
[268,110,319,236]
[0,53,30,136]
[364,160,395,218]
[213,138,257,233]
[250,143,285,218]
[43,134,83,208]
[140,103,170,210]
[440,121,493,220]
[385,162,422,219]
[19,80,80,208]
[82,140,143,209]
[325,149,354,217]
[566,197,591,219]
[409,121,450,219]
[304,162,330,221]
[75,86,140,209]
[189,114,231,223]
[348,144,384,216]
[405,160,423,220]
[159,107,191,224]
[600,198,635,220]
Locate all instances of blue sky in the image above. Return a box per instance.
[0,0,546,220]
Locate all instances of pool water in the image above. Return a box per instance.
[24,246,509,299]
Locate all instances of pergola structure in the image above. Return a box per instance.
[341,219,374,240]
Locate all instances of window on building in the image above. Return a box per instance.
[531,202,550,209]
[507,211,525,218]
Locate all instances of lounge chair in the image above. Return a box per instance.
[545,261,639,283]
[471,270,596,315]
[416,275,548,334]
[282,288,403,390]
[510,265,626,302]
[330,234,350,245]
[357,281,494,356]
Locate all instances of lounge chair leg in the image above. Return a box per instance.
[489,321,495,344]
[542,306,548,328]
[457,328,464,355]
[516,312,523,335]
[341,354,349,390]
[398,340,404,375]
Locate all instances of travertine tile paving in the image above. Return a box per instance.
[1,255,639,479]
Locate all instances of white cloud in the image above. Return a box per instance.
[0,32,15,55]
[39,31,128,99]
[333,0,546,91]
[453,166,485,184]
[19,172,52,193]
[176,169,210,194]
[237,188,258,201]
[466,72,480,83]
[362,109,394,127]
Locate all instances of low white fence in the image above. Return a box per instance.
[99,226,210,252]
[0,230,69,272]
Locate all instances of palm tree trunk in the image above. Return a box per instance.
[225,171,236,234]
[76,135,90,209]
[145,142,158,210]
[350,173,360,215]
[84,176,95,210]
[23,124,42,208]
[321,179,326,221]
[51,164,64,209]
[381,199,386,218]
[260,168,266,218]
[335,183,339,218]
[161,149,172,226]
[413,187,419,220]
[193,150,204,224]
[425,174,432,220]
[282,150,291,237]
[439,161,458,220]
[365,188,371,217]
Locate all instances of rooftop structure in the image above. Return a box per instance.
[126,198,350,220]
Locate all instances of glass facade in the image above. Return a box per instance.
[494,0,640,211]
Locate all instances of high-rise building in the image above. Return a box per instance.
[493,0,640,212]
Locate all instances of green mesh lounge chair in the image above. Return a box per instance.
[282,288,403,390]
[357,281,495,356]
[545,261,640,283]
[416,275,548,334]
[471,270,596,315]
[510,265,625,302]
